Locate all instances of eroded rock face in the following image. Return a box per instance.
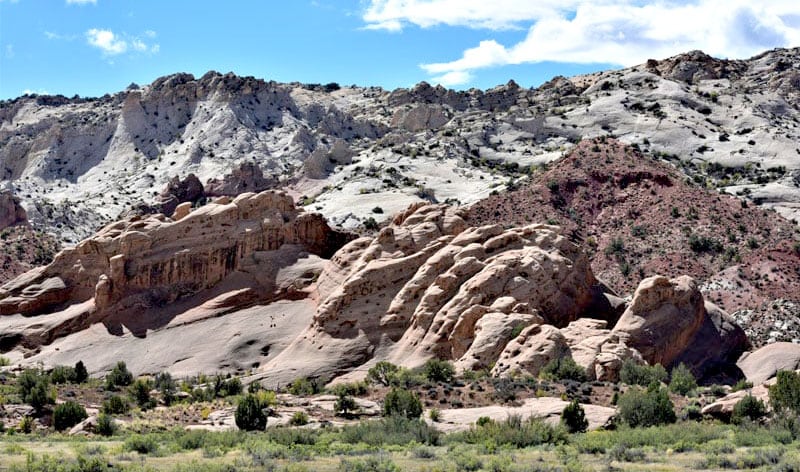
[0,191,27,231]
[0,190,350,350]
[204,162,275,197]
[738,342,800,385]
[260,203,610,384]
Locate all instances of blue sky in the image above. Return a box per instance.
[1,0,799,99]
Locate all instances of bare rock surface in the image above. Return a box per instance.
[737,342,800,384]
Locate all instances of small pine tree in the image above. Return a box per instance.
[105,362,133,390]
[53,401,87,431]
[769,370,800,415]
[423,359,455,383]
[235,394,267,431]
[334,393,358,418]
[130,378,154,410]
[561,399,589,433]
[383,388,423,419]
[669,363,697,396]
[96,413,117,436]
[73,361,89,384]
[731,395,767,425]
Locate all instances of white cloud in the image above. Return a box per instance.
[364,1,800,86]
[66,0,97,4]
[85,28,159,56]
[363,0,582,31]
[86,28,127,55]
[22,88,49,95]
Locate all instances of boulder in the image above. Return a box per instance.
[738,342,800,385]
[612,276,705,367]
[0,191,27,231]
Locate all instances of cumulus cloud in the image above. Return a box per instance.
[85,28,159,56]
[364,0,800,86]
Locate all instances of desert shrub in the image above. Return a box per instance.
[155,371,176,405]
[53,400,87,431]
[339,416,440,446]
[449,414,568,448]
[423,359,455,383]
[429,408,441,422]
[338,455,400,472]
[366,361,400,386]
[617,383,676,428]
[732,379,753,392]
[561,399,589,433]
[96,413,116,436]
[732,394,768,425]
[389,367,426,389]
[288,377,323,396]
[49,365,76,384]
[382,388,422,419]
[770,370,800,415]
[103,395,129,415]
[130,378,155,410]
[669,363,697,396]
[289,411,309,426]
[235,394,267,431]
[124,433,160,454]
[73,360,89,383]
[18,415,34,433]
[105,361,133,390]
[541,356,587,382]
[335,394,358,417]
[212,375,242,397]
[609,444,646,462]
[330,381,368,397]
[619,360,667,386]
[17,368,54,411]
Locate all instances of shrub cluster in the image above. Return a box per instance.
[620,360,668,386]
[617,383,676,428]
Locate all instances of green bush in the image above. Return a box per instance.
[124,433,160,454]
[769,370,800,415]
[366,361,400,386]
[339,416,439,446]
[338,455,400,472]
[103,395,129,415]
[617,383,676,428]
[335,394,358,417]
[330,381,368,397]
[619,359,668,386]
[130,378,155,410]
[105,361,133,390]
[450,414,568,448]
[49,365,76,384]
[73,360,89,383]
[423,359,455,383]
[732,395,768,425]
[235,394,267,431]
[669,363,697,396]
[288,377,323,396]
[561,399,589,433]
[289,411,309,426]
[541,356,588,382]
[155,371,176,405]
[382,388,422,419]
[53,400,87,431]
[732,379,754,392]
[17,368,54,411]
[96,413,116,436]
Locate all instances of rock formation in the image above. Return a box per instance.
[258,204,748,386]
[0,190,351,354]
[0,190,27,231]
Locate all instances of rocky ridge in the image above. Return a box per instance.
[2,48,800,246]
[0,188,749,385]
